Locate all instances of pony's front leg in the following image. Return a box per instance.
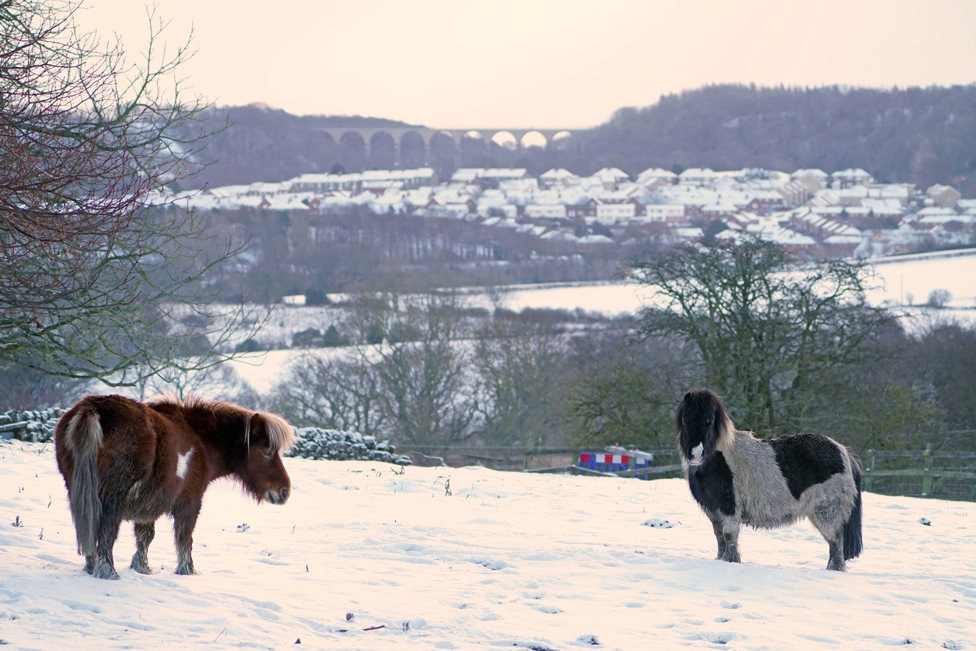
[173,499,202,575]
[710,514,740,563]
[130,521,156,574]
[707,512,727,560]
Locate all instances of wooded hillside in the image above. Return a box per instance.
[186,85,976,195]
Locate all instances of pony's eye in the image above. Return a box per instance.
[262,449,274,458]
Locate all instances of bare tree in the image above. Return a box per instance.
[0,0,249,384]
[632,236,894,433]
[338,290,477,448]
[473,320,570,449]
[269,352,386,436]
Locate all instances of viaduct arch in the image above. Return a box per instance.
[317,126,576,167]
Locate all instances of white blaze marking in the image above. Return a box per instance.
[177,447,194,479]
[690,443,704,465]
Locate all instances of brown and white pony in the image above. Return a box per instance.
[54,393,295,580]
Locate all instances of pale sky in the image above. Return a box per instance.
[77,0,976,129]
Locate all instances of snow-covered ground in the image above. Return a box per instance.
[1,440,973,650]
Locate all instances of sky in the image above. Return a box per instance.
[75,0,976,129]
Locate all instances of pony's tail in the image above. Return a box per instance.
[65,408,103,557]
[843,456,863,560]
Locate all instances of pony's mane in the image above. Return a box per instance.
[145,393,296,452]
[260,411,297,453]
[715,398,736,449]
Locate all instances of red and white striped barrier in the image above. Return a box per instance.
[579,453,630,464]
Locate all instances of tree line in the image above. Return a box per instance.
[198,207,623,304]
[265,237,975,455]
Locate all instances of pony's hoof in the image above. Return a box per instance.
[175,561,196,575]
[130,556,153,575]
[92,560,120,580]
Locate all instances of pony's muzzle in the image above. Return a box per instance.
[689,443,705,466]
[267,486,289,505]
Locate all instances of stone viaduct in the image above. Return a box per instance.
[316,126,576,167]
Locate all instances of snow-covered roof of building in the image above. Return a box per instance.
[678,168,718,182]
[925,184,960,197]
[575,234,615,244]
[791,169,829,180]
[832,168,873,181]
[592,167,630,181]
[539,168,579,180]
[482,168,530,179]
[635,167,677,183]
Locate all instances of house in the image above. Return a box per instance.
[743,191,786,215]
[776,180,811,207]
[361,168,437,189]
[700,202,740,220]
[590,167,630,191]
[831,168,873,188]
[592,198,637,223]
[539,168,581,189]
[474,168,530,189]
[790,169,829,192]
[524,204,567,219]
[636,167,678,186]
[642,203,685,223]
[678,168,718,185]
[926,184,962,208]
[451,168,484,184]
[246,182,288,196]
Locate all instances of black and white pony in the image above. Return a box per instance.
[676,389,862,571]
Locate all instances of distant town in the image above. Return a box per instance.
[160,165,975,259]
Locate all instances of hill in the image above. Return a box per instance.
[181,104,419,189]
[182,85,976,194]
[583,84,976,195]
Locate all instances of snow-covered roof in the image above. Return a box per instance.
[635,167,677,183]
[792,168,829,178]
[539,168,579,180]
[592,167,630,180]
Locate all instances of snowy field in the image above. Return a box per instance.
[1,440,974,650]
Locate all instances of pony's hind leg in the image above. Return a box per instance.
[130,521,156,574]
[173,499,202,575]
[810,504,848,571]
[91,503,123,580]
[825,538,846,572]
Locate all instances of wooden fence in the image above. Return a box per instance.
[399,444,976,502]
[862,445,976,502]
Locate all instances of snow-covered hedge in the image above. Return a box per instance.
[289,427,412,465]
[0,408,66,443]
[0,409,412,467]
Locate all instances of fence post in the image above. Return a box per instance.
[922,443,932,497]
[864,450,875,493]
